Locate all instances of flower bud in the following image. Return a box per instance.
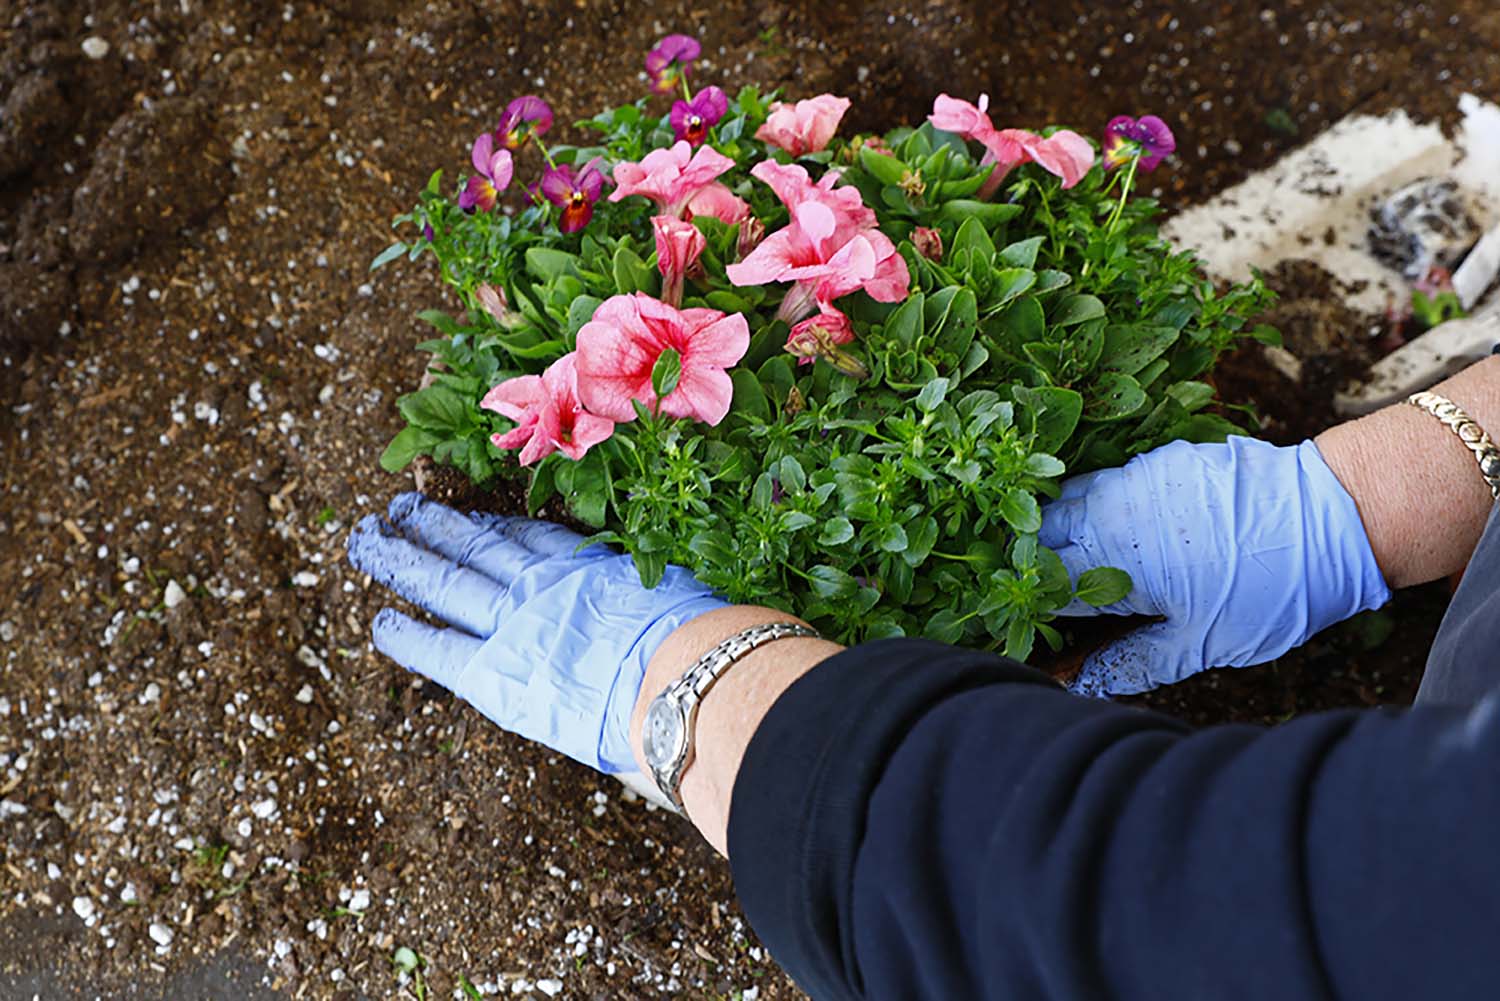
[913,226,943,261]
[475,284,509,324]
[736,217,766,260]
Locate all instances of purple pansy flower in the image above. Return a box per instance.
[1103,114,1176,171]
[669,85,728,146]
[646,34,701,96]
[540,159,607,233]
[458,133,514,213]
[496,95,554,151]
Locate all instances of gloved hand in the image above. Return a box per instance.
[346,493,726,773]
[1039,436,1391,697]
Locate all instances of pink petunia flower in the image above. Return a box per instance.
[670,86,729,147]
[609,140,736,219]
[725,160,908,322]
[539,158,607,233]
[575,293,749,426]
[929,93,1095,192]
[481,353,616,466]
[755,94,851,156]
[685,182,752,225]
[458,133,514,213]
[652,215,706,307]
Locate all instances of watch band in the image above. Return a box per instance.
[645,621,820,813]
[1406,391,1500,501]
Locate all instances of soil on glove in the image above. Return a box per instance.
[3,1,1499,998]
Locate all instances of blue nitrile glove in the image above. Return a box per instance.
[1039,436,1391,697]
[346,493,726,773]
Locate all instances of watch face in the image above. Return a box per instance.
[643,700,684,769]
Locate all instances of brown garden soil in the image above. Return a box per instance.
[3,1,1498,998]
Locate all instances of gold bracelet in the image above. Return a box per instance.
[1406,391,1500,501]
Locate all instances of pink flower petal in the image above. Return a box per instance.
[725,228,804,286]
[684,311,750,368]
[662,364,734,426]
[480,374,544,419]
[561,412,617,459]
[471,133,495,176]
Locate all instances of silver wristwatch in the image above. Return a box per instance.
[642,622,819,813]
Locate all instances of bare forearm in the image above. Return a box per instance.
[1316,355,1500,588]
[630,605,844,854]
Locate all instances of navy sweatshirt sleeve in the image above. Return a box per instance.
[729,513,1500,1000]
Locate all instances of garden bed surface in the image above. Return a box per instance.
[1,1,1496,998]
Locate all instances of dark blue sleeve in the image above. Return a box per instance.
[728,638,1500,1000]
[1419,503,1500,704]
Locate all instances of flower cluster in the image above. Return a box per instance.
[929,94,1095,194]
[375,31,1270,657]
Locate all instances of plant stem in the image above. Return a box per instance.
[534,135,559,170]
[1083,154,1138,277]
[1102,155,1139,240]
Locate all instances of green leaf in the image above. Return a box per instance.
[914,376,950,412]
[860,147,909,186]
[923,608,968,644]
[903,515,939,566]
[1166,380,1215,412]
[884,293,925,347]
[1250,323,1283,347]
[1023,453,1066,478]
[999,236,1043,269]
[988,268,1037,310]
[398,383,470,432]
[566,295,604,338]
[632,550,667,589]
[1004,617,1036,662]
[730,369,770,422]
[998,488,1042,534]
[750,471,776,510]
[1075,567,1133,607]
[1013,385,1083,453]
[989,296,1044,352]
[1086,371,1148,421]
[1099,324,1180,375]
[379,426,440,472]
[780,510,817,532]
[612,245,658,295]
[950,216,996,265]
[875,522,909,553]
[370,241,408,271]
[817,517,855,546]
[808,565,858,600]
[526,459,558,514]
[415,309,463,336]
[651,347,682,398]
[688,530,738,569]
[938,200,1023,227]
[525,246,582,282]
[779,455,807,492]
[705,290,754,313]
[1051,293,1106,327]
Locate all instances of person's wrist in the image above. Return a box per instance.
[630,606,838,847]
[1295,438,1392,633]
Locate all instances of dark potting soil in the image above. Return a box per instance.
[4,2,1499,999]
